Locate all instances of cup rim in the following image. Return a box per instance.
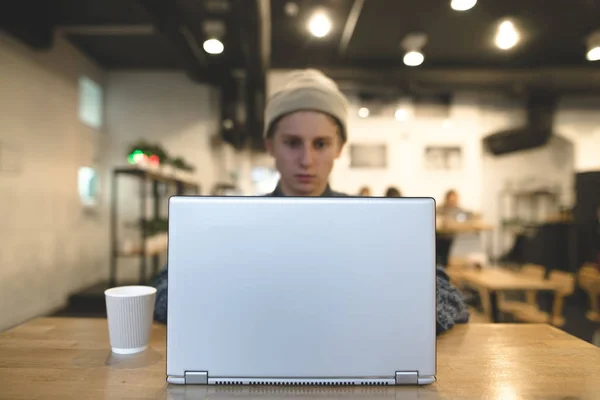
[105,285,157,298]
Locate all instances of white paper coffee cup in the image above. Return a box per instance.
[105,286,157,355]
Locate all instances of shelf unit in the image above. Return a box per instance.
[109,167,200,286]
[497,186,561,259]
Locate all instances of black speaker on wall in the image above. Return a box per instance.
[482,91,556,156]
[483,128,552,155]
[573,171,600,268]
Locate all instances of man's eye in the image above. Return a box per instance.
[314,140,327,149]
[285,140,301,148]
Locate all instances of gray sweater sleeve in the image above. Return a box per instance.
[435,265,470,334]
[152,268,169,324]
[152,265,469,334]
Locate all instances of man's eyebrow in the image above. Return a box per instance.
[279,133,301,139]
[279,134,333,141]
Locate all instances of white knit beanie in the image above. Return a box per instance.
[264,69,349,142]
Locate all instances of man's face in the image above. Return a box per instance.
[265,111,343,196]
[447,193,459,208]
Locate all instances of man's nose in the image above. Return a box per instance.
[300,144,315,167]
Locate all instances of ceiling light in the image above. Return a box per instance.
[587,47,600,62]
[403,51,424,67]
[495,20,519,50]
[358,107,370,118]
[401,33,427,67]
[443,119,454,129]
[284,2,299,17]
[222,119,234,130]
[395,108,408,121]
[450,0,477,11]
[586,30,600,62]
[308,12,332,38]
[203,38,224,54]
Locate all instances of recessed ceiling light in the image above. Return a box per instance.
[443,119,454,129]
[586,31,600,62]
[495,20,519,50]
[358,107,370,118]
[203,38,224,54]
[284,2,299,17]
[222,119,234,130]
[403,51,424,67]
[587,47,600,61]
[308,12,332,38]
[450,0,477,11]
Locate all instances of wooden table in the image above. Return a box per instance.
[1,318,599,399]
[455,268,560,322]
[436,222,493,235]
[436,221,493,267]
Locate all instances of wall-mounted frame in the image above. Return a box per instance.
[349,144,387,169]
[423,145,463,171]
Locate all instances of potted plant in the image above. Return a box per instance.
[171,157,196,181]
[127,141,169,172]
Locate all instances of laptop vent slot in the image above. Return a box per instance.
[214,381,390,386]
[213,386,394,396]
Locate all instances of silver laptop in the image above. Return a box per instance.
[166,196,437,386]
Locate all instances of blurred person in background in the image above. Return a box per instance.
[436,189,461,267]
[438,189,462,220]
[358,186,372,196]
[153,69,469,334]
[385,186,402,197]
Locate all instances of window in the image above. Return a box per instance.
[78,166,99,207]
[78,76,103,129]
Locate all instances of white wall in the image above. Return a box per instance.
[331,93,486,209]
[105,71,223,193]
[0,32,108,331]
[555,97,600,172]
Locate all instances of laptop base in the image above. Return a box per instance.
[167,372,436,386]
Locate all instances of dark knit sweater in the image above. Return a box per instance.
[153,184,469,334]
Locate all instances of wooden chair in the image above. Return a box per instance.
[446,258,472,289]
[578,264,600,346]
[578,264,600,323]
[511,270,575,326]
[498,264,546,315]
[467,306,491,323]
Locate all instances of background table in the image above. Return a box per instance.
[451,267,560,322]
[1,318,599,399]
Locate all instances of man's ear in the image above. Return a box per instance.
[335,142,345,159]
[265,137,274,156]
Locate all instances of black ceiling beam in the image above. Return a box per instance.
[0,0,56,49]
[136,0,209,84]
[321,67,600,95]
[59,24,155,36]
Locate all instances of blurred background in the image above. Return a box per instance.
[0,0,599,345]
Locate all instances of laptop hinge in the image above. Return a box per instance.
[185,371,208,385]
[395,371,418,385]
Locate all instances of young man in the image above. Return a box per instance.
[153,69,469,334]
